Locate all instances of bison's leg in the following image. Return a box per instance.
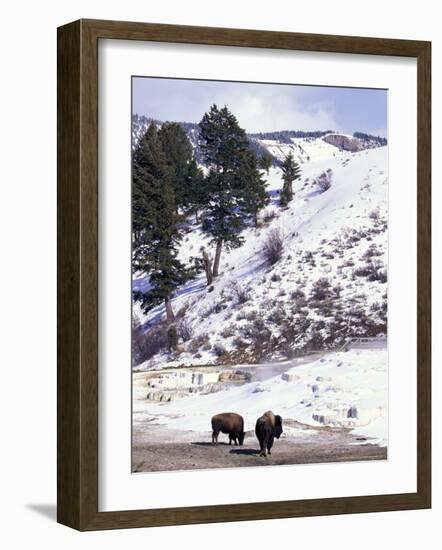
[259,437,267,457]
[212,430,219,445]
[267,436,274,455]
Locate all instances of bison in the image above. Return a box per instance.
[255,411,283,457]
[211,413,245,446]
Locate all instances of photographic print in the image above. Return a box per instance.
[131,77,388,473]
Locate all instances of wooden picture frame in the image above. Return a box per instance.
[57,19,431,531]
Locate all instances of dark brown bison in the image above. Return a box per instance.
[211,413,245,445]
[255,411,283,456]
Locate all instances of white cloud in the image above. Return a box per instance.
[134,78,341,133]
[209,86,340,133]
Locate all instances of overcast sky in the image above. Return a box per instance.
[133,77,387,137]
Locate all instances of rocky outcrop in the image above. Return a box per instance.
[312,404,384,427]
[146,390,184,402]
[144,368,252,402]
[322,134,363,152]
[218,370,251,383]
[281,372,300,382]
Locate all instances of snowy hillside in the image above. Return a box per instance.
[256,133,386,165]
[259,136,347,164]
[132,114,386,167]
[133,138,388,370]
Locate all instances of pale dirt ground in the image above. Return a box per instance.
[132,420,387,473]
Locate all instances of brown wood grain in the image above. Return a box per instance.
[57,20,81,529]
[57,19,431,531]
[416,41,431,506]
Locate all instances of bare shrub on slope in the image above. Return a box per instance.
[132,319,168,364]
[315,168,333,192]
[177,318,193,342]
[262,228,284,266]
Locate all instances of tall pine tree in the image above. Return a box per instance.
[158,122,194,211]
[258,150,273,175]
[185,158,206,222]
[238,149,270,226]
[132,123,190,323]
[280,151,301,206]
[201,167,245,278]
[198,105,250,278]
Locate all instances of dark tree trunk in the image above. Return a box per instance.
[212,241,223,278]
[165,295,175,323]
[202,248,213,286]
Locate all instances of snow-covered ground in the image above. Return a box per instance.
[134,139,388,369]
[260,136,348,164]
[133,348,388,445]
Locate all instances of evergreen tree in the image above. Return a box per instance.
[238,149,270,226]
[258,150,273,174]
[201,167,245,278]
[132,123,190,324]
[199,104,249,172]
[280,151,301,206]
[198,105,250,278]
[158,122,194,210]
[185,158,206,222]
